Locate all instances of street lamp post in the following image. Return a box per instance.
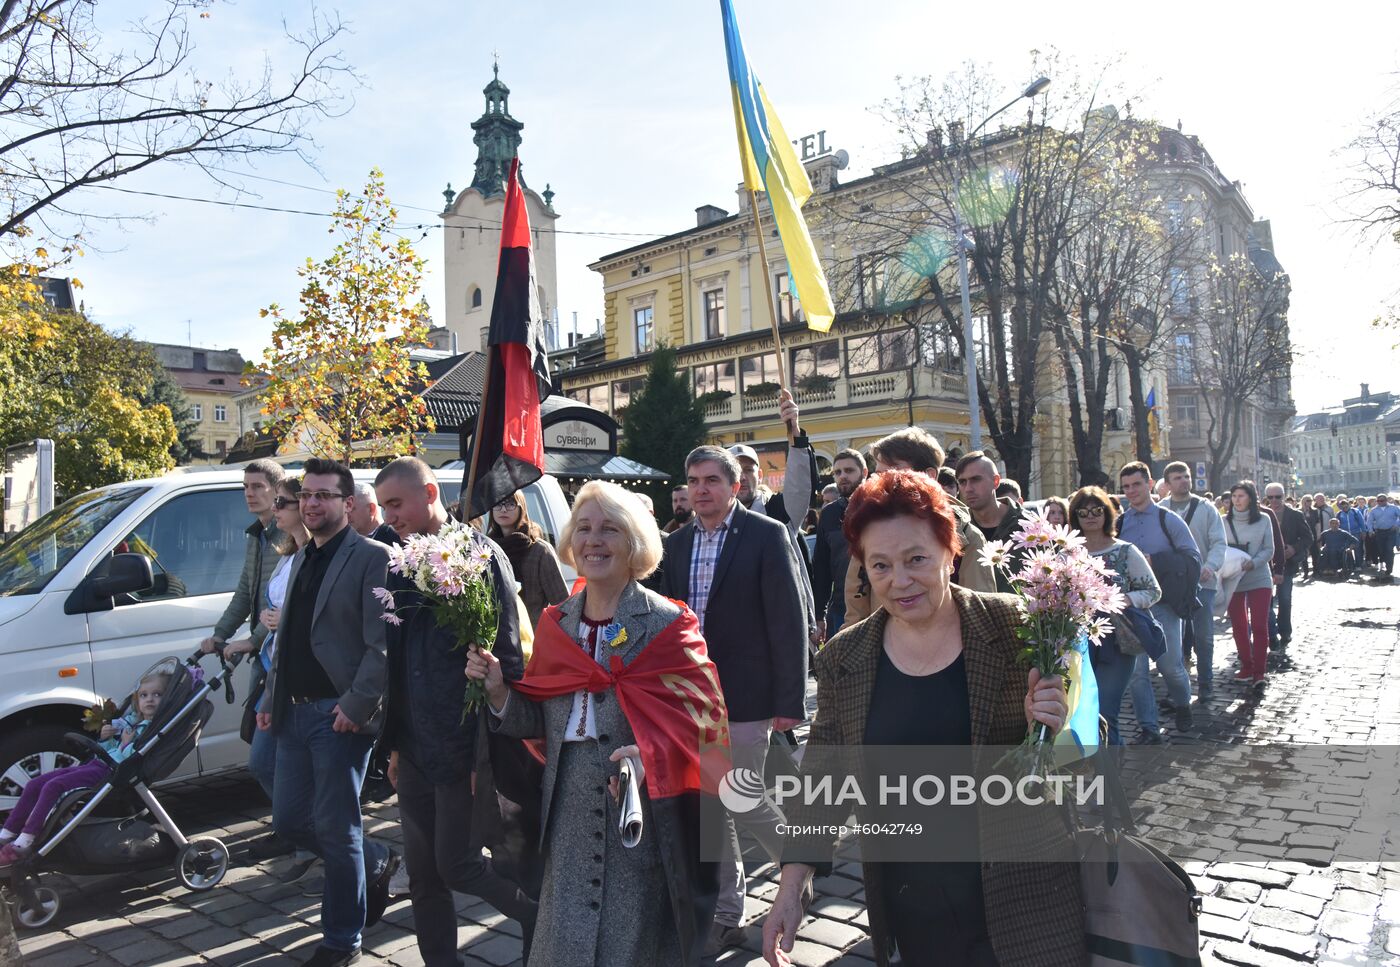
[957,76,1050,453]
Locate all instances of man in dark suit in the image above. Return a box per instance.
[374,457,537,967]
[657,444,807,955]
[258,458,399,967]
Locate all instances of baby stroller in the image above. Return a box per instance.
[2,650,242,929]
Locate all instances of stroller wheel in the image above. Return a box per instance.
[13,885,60,929]
[176,837,229,892]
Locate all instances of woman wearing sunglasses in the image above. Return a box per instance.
[1068,486,1161,745]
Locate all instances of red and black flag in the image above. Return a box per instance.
[464,157,552,519]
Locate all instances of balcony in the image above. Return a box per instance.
[699,368,967,428]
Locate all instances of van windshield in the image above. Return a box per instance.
[0,487,148,596]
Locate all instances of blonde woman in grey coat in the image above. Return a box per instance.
[468,481,724,967]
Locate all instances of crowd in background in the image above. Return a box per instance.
[44,400,1392,967]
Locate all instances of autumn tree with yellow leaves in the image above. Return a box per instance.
[257,168,434,462]
[0,246,177,496]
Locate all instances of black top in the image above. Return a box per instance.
[810,496,849,616]
[864,648,990,959]
[370,522,403,546]
[280,524,349,701]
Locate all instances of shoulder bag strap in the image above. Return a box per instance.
[1183,496,1199,525]
[1156,505,1180,554]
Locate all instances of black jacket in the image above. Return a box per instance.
[811,496,848,618]
[657,502,808,722]
[1275,505,1313,575]
[384,532,525,784]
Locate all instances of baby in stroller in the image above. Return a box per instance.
[0,671,169,866]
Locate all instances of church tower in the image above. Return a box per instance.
[441,63,559,352]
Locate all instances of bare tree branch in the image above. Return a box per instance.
[0,0,356,244]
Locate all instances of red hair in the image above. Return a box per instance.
[843,470,962,563]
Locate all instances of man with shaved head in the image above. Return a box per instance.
[955,451,1031,593]
[373,457,537,963]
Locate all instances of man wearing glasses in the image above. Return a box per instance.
[1263,483,1311,650]
[258,458,399,967]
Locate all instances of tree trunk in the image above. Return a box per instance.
[1123,347,1153,464]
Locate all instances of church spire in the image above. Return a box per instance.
[470,61,524,197]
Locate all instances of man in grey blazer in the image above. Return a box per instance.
[258,459,399,967]
[657,445,808,955]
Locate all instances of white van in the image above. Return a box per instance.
[0,468,573,814]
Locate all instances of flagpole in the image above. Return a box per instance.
[746,188,794,443]
[460,346,495,524]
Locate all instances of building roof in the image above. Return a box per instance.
[170,370,243,395]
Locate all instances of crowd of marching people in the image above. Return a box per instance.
[14,390,1395,967]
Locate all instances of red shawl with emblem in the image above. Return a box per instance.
[512,603,729,800]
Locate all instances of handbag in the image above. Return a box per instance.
[1076,752,1203,966]
[1111,606,1166,660]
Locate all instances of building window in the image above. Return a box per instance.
[702,288,726,340]
[1169,267,1189,313]
[740,353,781,392]
[1173,392,1199,437]
[1166,200,1184,235]
[693,361,737,398]
[775,272,801,324]
[216,440,227,455]
[611,377,646,414]
[214,405,227,423]
[1173,333,1195,382]
[191,403,203,422]
[469,286,482,310]
[568,385,610,412]
[847,329,915,376]
[791,341,840,382]
[856,255,888,310]
[633,306,654,353]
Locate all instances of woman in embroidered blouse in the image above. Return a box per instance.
[1069,486,1160,746]
[467,481,724,967]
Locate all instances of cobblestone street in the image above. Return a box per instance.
[12,575,1400,967]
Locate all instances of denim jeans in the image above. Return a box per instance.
[273,700,388,953]
[1184,589,1216,690]
[1130,604,1192,731]
[1269,572,1294,642]
[1092,644,1136,746]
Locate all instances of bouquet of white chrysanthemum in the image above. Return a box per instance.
[980,514,1127,780]
[373,522,499,717]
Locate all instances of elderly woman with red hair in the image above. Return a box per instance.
[762,471,1084,967]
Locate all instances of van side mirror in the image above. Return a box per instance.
[91,553,154,598]
[65,553,155,614]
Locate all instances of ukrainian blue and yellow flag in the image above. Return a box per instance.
[1054,634,1101,766]
[720,0,835,333]
[1146,387,1162,453]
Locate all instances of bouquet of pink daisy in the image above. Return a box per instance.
[373,521,500,716]
[979,514,1127,779]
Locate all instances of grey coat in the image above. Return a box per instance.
[263,525,391,734]
[1225,510,1276,594]
[214,517,283,648]
[490,581,716,966]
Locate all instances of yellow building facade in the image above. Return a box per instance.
[560,152,984,490]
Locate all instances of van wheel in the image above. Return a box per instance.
[0,726,81,818]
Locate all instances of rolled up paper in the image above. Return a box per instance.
[618,753,644,848]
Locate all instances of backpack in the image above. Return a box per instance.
[1122,506,1201,620]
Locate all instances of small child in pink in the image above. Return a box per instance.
[0,672,168,865]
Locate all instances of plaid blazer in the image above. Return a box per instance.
[798,586,1086,967]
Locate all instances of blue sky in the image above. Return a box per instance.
[61,0,1400,413]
